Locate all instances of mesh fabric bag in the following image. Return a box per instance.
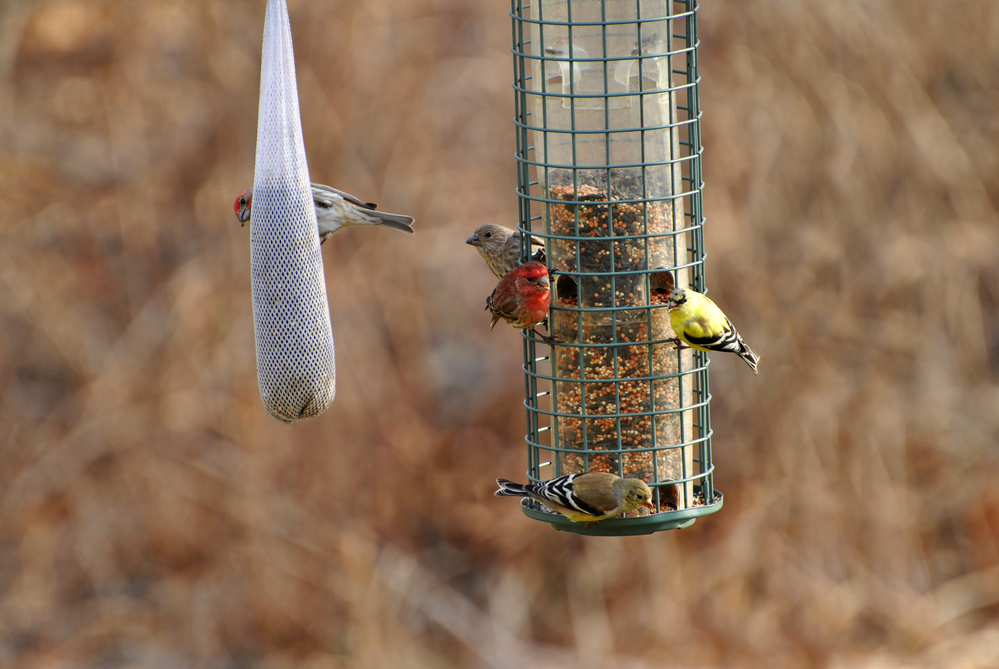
[250,0,335,422]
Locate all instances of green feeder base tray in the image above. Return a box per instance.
[521,488,723,537]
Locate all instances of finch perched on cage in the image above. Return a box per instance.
[234,183,415,243]
[495,472,654,523]
[666,287,759,374]
[485,262,555,344]
[465,223,546,279]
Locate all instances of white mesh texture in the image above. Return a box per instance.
[250,0,335,423]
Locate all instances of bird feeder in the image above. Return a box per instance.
[513,0,721,534]
[250,0,336,422]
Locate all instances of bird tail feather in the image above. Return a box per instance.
[373,211,415,234]
[739,345,759,374]
[495,479,529,497]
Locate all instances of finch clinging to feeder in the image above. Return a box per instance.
[234,183,415,243]
[485,262,555,344]
[495,473,654,523]
[466,223,546,279]
[666,287,759,374]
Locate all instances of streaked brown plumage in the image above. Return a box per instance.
[466,224,545,279]
[234,183,414,243]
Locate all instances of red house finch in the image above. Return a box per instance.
[466,224,545,279]
[485,261,555,344]
[234,183,415,243]
[495,473,654,523]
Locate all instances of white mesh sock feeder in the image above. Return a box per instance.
[250,0,335,423]
[513,0,721,535]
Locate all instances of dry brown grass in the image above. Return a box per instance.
[0,0,998,667]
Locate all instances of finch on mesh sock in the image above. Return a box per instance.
[485,262,554,343]
[667,287,759,373]
[466,224,545,279]
[234,183,415,243]
[495,472,654,523]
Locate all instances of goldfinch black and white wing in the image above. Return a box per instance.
[495,475,607,517]
[683,317,759,374]
[495,473,652,522]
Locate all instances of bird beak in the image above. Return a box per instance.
[238,208,251,225]
[538,275,550,290]
[465,234,479,246]
[643,499,655,509]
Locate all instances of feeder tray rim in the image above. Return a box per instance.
[510,12,695,30]
[519,489,723,537]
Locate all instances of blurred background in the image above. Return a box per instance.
[1,0,998,667]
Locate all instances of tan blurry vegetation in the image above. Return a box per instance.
[0,0,997,667]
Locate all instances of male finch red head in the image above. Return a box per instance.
[234,189,252,223]
[485,262,553,343]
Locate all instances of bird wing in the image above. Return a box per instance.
[535,475,608,517]
[683,316,747,354]
[312,184,377,210]
[485,294,506,330]
[485,294,516,324]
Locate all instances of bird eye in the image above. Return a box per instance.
[239,196,246,206]
[484,232,492,238]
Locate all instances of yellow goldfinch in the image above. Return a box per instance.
[667,287,759,374]
[495,472,654,523]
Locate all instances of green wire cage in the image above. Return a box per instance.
[512,0,722,535]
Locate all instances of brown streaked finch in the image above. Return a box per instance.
[495,473,654,523]
[234,183,415,244]
[485,262,556,344]
[466,223,545,279]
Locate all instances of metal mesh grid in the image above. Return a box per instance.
[250,0,335,423]
[512,0,720,534]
